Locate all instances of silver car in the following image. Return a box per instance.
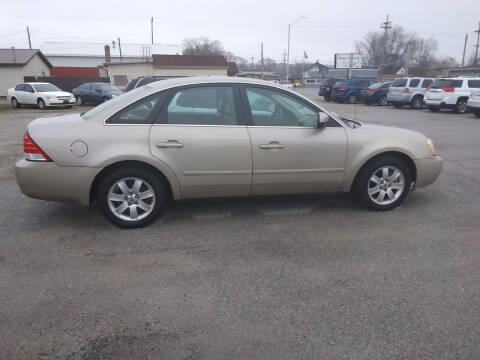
[387,77,434,109]
[15,77,443,228]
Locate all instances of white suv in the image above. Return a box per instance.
[387,77,434,109]
[425,77,480,114]
[467,89,480,117]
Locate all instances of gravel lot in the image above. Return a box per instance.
[1,93,479,360]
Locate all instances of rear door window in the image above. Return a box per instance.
[15,84,25,91]
[408,79,420,88]
[392,79,408,87]
[468,80,480,88]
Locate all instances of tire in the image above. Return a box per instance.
[37,98,46,110]
[429,107,440,112]
[11,97,20,108]
[455,98,468,114]
[378,95,388,106]
[97,167,166,228]
[66,106,73,109]
[353,155,412,211]
[324,95,331,102]
[76,96,83,106]
[392,103,402,108]
[348,93,357,104]
[410,95,423,109]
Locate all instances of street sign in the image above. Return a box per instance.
[334,53,362,69]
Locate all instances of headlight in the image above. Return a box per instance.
[427,137,436,156]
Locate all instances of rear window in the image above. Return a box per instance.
[422,79,433,88]
[369,83,385,89]
[468,80,480,88]
[408,79,421,87]
[334,81,345,87]
[431,79,463,89]
[392,79,408,87]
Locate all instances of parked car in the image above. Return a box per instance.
[331,78,375,104]
[15,77,442,228]
[294,80,302,87]
[7,82,75,109]
[388,77,434,109]
[125,76,166,92]
[73,83,123,105]
[425,77,480,113]
[318,78,339,102]
[360,82,391,106]
[467,89,480,117]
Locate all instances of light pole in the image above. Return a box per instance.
[286,16,306,83]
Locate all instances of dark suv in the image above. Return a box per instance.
[318,78,339,102]
[73,83,123,105]
[125,76,170,92]
[331,78,376,104]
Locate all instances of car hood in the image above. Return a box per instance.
[345,121,432,160]
[38,91,73,97]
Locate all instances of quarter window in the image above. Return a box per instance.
[166,86,238,125]
[107,91,168,124]
[246,87,318,127]
[468,80,480,88]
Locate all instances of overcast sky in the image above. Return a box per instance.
[1,0,478,64]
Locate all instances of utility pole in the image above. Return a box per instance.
[251,56,254,67]
[474,22,480,66]
[462,33,468,68]
[347,53,353,79]
[151,17,154,45]
[260,42,264,79]
[26,26,31,49]
[118,37,123,62]
[380,15,392,75]
[286,16,306,83]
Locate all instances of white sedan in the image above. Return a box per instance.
[7,82,76,109]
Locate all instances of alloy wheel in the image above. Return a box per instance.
[76,97,83,105]
[379,96,388,106]
[107,177,156,222]
[457,99,467,113]
[367,166,405,206]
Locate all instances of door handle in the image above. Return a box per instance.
[259,141,284,149]
[156,140,184,148]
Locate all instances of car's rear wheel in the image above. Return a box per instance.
[97,167,166,228]
[353,155,412,211]
[410,95,423,109]
[11,97,20,108]
[455,98,468,114]
[324,95,331,102]
[76,96,83,106]
[348,93,357,104]
[37,98,46,110]
[379,95,388,106]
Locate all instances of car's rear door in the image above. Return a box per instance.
[241,85,347,195]
[149,84,252,199]
[23,84,36,104]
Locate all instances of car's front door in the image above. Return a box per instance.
[149,85,252,199]
[242,86,348,195]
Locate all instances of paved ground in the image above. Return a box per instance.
[1,94,479,360]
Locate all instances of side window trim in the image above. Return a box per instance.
[105,90,171,125]
[155,84,245,126]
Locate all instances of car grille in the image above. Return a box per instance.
[57,96,71,100]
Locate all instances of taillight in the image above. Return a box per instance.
[426,86,431,91]
[404,88,410,93]
[24,132,51,162]
[442,87,455,92]
[368,89,376,94]
[338,86,345,91]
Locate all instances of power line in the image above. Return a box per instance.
[0,29,24,38]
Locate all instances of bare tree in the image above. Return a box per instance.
[182,37,225,56]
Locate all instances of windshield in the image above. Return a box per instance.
[100,84,122,92]
[82,85,150,120]
[33,83,61,92]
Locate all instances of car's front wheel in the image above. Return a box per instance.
[37,98,46,110]
[353,155,412,211]
[11,97,20,108]
[76,96,83,106]
[455,98,468,114]
[97,167,167,228]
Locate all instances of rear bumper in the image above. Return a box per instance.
[413,156,443,188]
[15,159,101,206]
[424,98,457,109]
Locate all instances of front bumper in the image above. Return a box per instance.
[413,156,443,188]
[45,98,76,106]
[15,159,101,206]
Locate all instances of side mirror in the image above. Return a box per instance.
[317,112,330,128]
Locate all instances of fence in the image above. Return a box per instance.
[23,76,110,93]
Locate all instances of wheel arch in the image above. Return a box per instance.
[89,160,176,205]
[348,151,417,192]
